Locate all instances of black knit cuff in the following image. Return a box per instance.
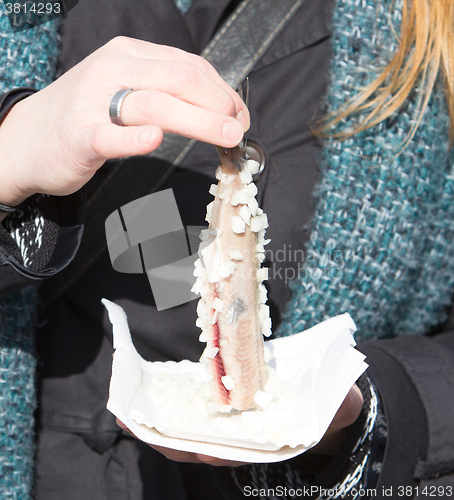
[0,191,84,296]
[0,87,37,125]
[1,194,60,272]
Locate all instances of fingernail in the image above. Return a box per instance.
[138,128,154,144]
[237,109,250,132]
[222,121,244,143]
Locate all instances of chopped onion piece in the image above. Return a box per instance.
[199,330,209,342]
[197,299,207,318]
[259,304,270,323]
[209,229,217,237]
[208,270,221,283]
[219,260,236,278]
[221,173,235,185]
[258,284,268,303]
[253,390,272,409]
[250,213,269,232]
[262,317,272,337]
[257,267,269,281]
[199,229,210,241]
[230,189,249,206]
[239,205,252,225]
[195,317,206,329]
[239,168,253,185]
[193,259,203,277]
[191,277,202,294]
[231,216,246,234]
[213,297,224,312]
[221,375,236,391]
[248,196,259,217]
[247,182,258,197]
[203,347,219,359]
[205,201,214,223]
[229,249,243,261]
[245,159,260,175]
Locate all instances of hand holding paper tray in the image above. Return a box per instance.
[103,299,367,463]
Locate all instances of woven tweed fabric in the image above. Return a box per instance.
[0,287,37,499]
[174,0,193,15]
[0,7,61,499]
[0,12,61,92]
[276,0,454,340]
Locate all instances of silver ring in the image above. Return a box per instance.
[109,88,135,126]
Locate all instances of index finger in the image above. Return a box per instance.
[196,453,249,467]
[152,48,250,128]
[107,37,250,128]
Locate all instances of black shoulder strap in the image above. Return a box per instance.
[40,0,309,309]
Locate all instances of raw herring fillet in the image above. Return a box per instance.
[192,141,272,411]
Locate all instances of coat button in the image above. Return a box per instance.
[245,139,267,182]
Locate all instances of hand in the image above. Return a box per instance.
[0,36,250,207]
[308,383,363,455]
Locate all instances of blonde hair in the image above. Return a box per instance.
[317,0,454,144]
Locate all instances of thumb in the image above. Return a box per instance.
[331,384,363,431]
[81,123,164,162]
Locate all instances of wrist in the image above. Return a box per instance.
[0,179,33,208]
[0,174,34,218]
[0,96,37,210]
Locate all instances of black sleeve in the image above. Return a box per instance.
[0,87,38,116]
[0,192,85,296]
[359,330,454,491]
[0,89,85,296]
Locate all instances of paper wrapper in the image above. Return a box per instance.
[104,299,367,463]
